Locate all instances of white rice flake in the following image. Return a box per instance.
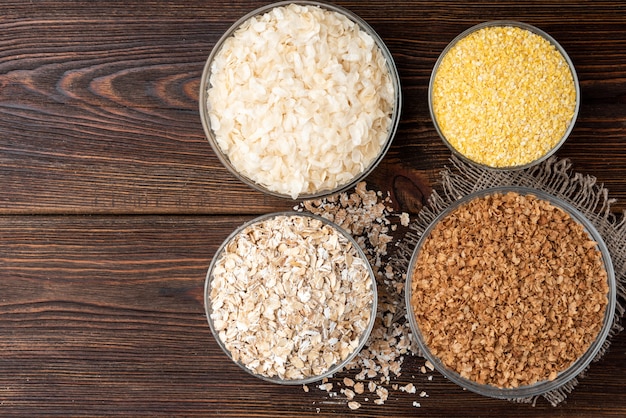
[207,3,395,198]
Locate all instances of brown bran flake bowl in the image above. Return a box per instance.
[405,186,615,399]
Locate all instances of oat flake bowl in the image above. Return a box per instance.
[199,1,401,200]
[405,186,615,399]
[429,21,580,170]
[205,211,377,385]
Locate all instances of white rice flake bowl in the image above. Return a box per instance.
[199,1,401,200]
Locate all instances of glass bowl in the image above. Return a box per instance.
[205,211,378,385]
[428,21,580,170]
[405,186,615,399]
[199,1,402,200]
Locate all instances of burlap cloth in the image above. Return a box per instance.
[396,155,626,406]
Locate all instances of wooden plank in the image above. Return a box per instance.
[0,1,625,214]
[0,215,624,416]
[1,1,625,416]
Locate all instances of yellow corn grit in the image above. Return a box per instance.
[432,25,577,168]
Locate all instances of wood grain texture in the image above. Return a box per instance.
[0,1,624,214]
[1,1,625,416]
[0,215,625,417]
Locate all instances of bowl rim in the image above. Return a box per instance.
[198,0,402,200]
[204,210,379,385]
[428,20,581,171]
[404,186,616,399]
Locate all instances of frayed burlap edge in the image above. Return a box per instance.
[395,155,626,407]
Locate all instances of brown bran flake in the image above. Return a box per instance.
[410,191,609,388]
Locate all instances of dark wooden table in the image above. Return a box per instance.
[1,1,625,416]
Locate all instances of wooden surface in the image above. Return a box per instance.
[1,1,625,416]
